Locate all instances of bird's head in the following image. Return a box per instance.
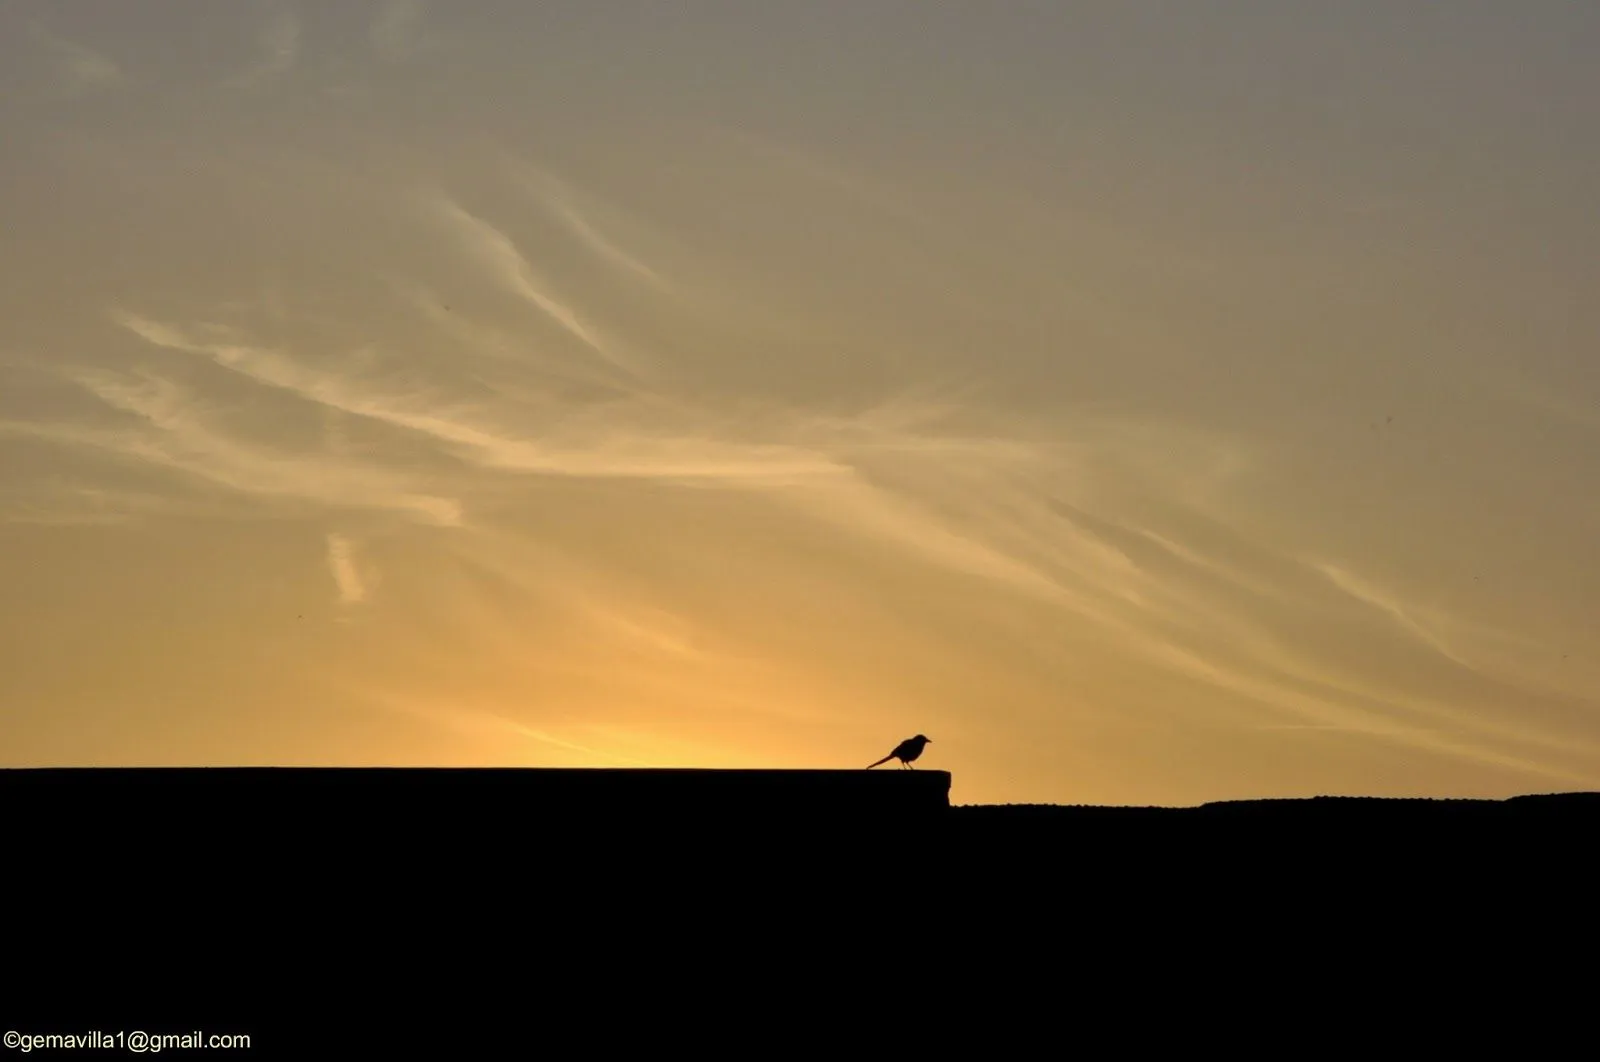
[914,734,931,745]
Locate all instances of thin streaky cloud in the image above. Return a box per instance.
[9,367,464,528]
[102,319,1141,611]
[481,451,1599,786]
[1142,638,1599,787]
[112,311,840,484]
[28,21,123,95]
[792,427,1600,781]
[1315,561,1481,675]
[380,279,655,400]
[1062,526,1600,773]
[427,195,647,381]
[102,310,1476,728]
[326,533,366,606]
[96,315,1582,724]
[1179,596,1600,776]
[402,538,843,733]
[1132,526,1307,608]
[514,165,673,293]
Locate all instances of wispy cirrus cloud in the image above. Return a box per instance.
[100,310,1261,675]
[424,195,648,382]
[17,294,1595,790]
[37,86,1584,789]
[382,279,636,399]
[98,305,1599,782]
[4,361,463,528]
[514,165,673,294]
[1315,561,1480,674]
[28,21,123,96]
[326,533,366,606]
[110,310,835,485]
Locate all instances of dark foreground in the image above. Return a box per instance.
[6,768,1594,1047]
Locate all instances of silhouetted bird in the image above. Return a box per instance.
[867,734,932,770]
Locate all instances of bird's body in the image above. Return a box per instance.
[867,734,932,770]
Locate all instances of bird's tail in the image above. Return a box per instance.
[866,755,892,769]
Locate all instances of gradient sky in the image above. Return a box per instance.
[4,1,1598,806]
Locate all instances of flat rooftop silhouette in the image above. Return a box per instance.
[2,765,953,820]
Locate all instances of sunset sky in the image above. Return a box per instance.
[3,1,1598,806]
